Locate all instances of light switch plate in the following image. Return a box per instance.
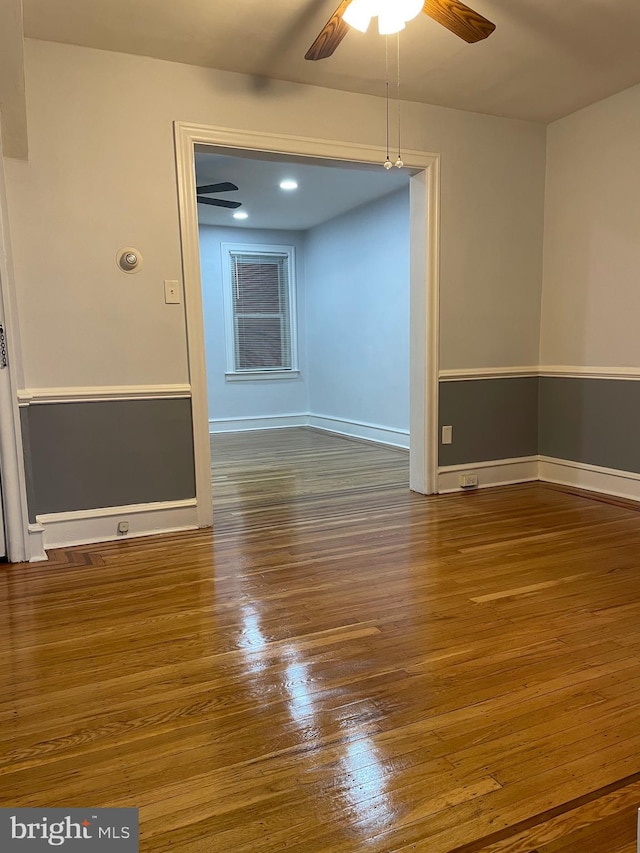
[164,280,181,304]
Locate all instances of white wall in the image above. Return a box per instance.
[3,38,547,396]
[200,190,409,439]
[0,0,27,159]
[305,188,410,433]
[199,224,309,421]
[540,82,640,368]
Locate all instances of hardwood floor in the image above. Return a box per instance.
[3,427,640,851]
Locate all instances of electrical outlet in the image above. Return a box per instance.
[117,520,129,535]
[442,425,453,445]
[459,473,478,489]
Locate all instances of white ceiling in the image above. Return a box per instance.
[22,0,640,123]
[195,150,410,230]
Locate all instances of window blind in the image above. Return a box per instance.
[230,252,292,371]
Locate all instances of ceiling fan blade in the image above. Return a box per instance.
[422,0,495,43]
[197,196,242,209]
[305,0,352,60]
[196,182,239,195]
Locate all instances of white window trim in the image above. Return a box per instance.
[220,242,299,378]
[225,370,301,382]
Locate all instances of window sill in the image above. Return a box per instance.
[225,371,301,382]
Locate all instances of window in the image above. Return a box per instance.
[221,244,298,379]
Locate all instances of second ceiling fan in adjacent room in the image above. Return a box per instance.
[196,182,242,210]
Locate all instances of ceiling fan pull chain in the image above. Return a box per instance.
[395,32,403,168]
[384,36,392,169]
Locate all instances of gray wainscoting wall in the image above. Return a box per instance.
[20,398,196,520]
[539,377,640,473]
[438,377,539,466]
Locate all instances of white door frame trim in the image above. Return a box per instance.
[173,122,440,523]
[0,133,37,562]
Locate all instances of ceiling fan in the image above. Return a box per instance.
[196,181,242,210]
[305,0,495,61]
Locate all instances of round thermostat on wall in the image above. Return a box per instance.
[117,247,143,274]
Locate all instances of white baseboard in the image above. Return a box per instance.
[539,456,640,503]
[35,498,199,550]
[28,523,47,562]
[437,457,540,494]
[209,414,308,433]
[439,454,640,504]
[209,412,410,449]
[307,414,410,449]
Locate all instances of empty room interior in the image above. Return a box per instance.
[3,1,640,851]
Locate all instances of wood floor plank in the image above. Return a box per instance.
[2,428,640,852]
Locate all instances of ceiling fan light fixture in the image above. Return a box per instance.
[378,0,423,33]
[306,0,496,62]
[377,9,406,34]
[397,0,424,23]
[342,0,374,33]
[343,0,422,36]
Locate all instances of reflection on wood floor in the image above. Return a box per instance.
[3,427,640,852]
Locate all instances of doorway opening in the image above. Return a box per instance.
[174,124,440,529]
[195,147,414,530]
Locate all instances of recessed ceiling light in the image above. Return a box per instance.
[279,180,298,191]
[233,211,249,220]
